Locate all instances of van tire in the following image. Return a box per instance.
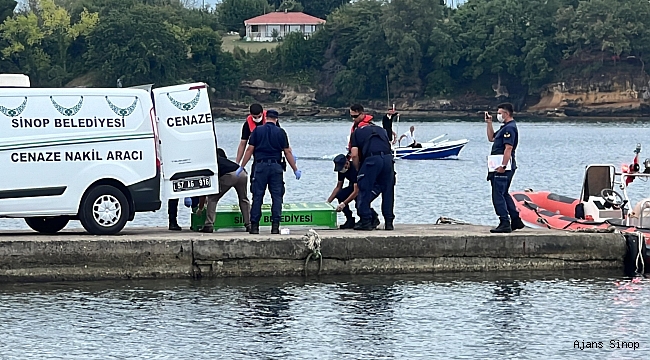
[25,216,69,234]
[79,185,129,235]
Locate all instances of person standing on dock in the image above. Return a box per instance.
[236,103,266,164]
[237,110,301,234]
[349,104,395,231]
[197,148,251,233]
[485,103,525,233]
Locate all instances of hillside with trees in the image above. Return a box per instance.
[1,0,650,114]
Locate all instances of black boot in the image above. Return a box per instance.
[385,219,394,231]
[340,218,355,229]
[169,221,181,231]
[354,218,374,231]
[200,225,213,233]
[249,223,259,234]
[490,219,512,233]
[511,217,525,231]
[372,215,380,229]
[271,222,280,234]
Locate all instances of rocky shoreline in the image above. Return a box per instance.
[211,101,650,120]
[213,77,650,120]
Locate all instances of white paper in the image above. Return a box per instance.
[487,155,512,172]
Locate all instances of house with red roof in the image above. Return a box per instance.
[244,11,326,42]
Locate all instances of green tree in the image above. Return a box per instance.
[556,0,650,65]
[278,0,303,12]
[0,0,16,22]
[0,11,50,83]
[302,0,350,19]
[86,4,186,86]
[455,0,527,93]
[218,0,271,32]
[322,0,389,102]
[382,0,446,97]
[184,26,242,95]
[39,0,98,76]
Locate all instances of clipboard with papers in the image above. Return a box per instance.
[487,155,512,172]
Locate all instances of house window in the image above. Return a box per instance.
[267,25,281,37]
[289,25,301,33]
[251,25,259,32]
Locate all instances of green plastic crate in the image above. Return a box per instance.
[190,202,338,231]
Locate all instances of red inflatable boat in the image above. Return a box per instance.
[510,148,650,246]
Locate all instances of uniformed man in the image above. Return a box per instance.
[327,154,379,229]
[236,103,266,163]
[485,102,525,233]
[237,109,301,234]
[198,148,251,233]
[349,104,395,231]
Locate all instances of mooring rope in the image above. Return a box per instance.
[435,217,471,225]
[635,231,646,276]
[303,229,322,276]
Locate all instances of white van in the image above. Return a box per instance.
[0,80,219,235]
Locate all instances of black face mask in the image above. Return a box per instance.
[351,114,359,120]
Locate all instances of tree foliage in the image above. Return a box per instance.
[218,0,271,32]
[3,0,650,106]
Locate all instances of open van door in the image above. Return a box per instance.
[153,82,219,199]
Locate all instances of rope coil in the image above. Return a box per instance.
[303,229,322,276]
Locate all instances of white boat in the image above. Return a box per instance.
[392,137,469,160]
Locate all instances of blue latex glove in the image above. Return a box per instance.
[183,197,192,207]
[235,166,244,177]
[294,169,302,180]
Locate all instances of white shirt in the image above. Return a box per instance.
[402,130,416,145]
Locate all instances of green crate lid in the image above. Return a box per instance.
[191,202,338,231]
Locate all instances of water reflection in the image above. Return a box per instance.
[236,285,292,331]
[0,271,646,359]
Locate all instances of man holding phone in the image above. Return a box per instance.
[485,103,525,233]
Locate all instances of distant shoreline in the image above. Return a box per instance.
[211,105,650,121]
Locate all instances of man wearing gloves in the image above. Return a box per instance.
[237,109,300,234]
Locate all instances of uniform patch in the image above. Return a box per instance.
[504,132,511,138]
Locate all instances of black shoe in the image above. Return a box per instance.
[271,222,280,234]
[200,225,213,233]
[340,219,356,229]
[354,219,374,231]
[511,217,525,231]
[245,224,251,233]
[372,216,380,229]
[490,220,512,233]
[385,220,394,231]
[249,223,259,234]
[169,222,182,231]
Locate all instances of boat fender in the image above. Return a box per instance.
[574,203,585,220]
[623,233,648,277]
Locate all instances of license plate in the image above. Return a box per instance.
[173,176,211,192]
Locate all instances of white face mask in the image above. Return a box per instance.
[497,114,504,123]
[252,115,263,123]
[339,167,348,174]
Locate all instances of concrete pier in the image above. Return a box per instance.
[0,225,627,282]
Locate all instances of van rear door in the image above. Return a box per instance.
[153,83,219,199]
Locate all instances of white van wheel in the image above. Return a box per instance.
[25,216,69,234]
[79,185,129,235]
